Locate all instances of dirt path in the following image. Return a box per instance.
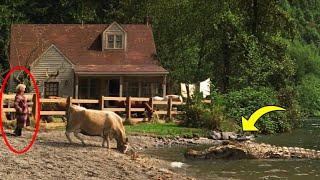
[0,130,193,180]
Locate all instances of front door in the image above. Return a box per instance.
[108,79,120,97]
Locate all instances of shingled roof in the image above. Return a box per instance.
[9,24,168,75]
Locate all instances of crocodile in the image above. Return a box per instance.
[185,140,320,159]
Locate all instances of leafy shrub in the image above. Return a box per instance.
[297,75,320,117]
[181,90,240,132]
[181,85,299,134]
[287,38,320,118]
[182,102,220,130]
[288,41,320,82]
[225,87,290,134]
[277,85,302,129]
[181,91,218,129]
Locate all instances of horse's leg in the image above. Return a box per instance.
[65,131,73,143]
[74,130,85,146]
[107,135,110,149]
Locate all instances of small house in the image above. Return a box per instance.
[9,22,168,98]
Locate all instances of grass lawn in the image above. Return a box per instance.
[125,122,210,138]
[3,117,210,138]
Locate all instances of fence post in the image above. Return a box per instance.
[66,96,72,117]
[126,96,131,121]
[32,94,38,118]
[7,98,10,109]
[147,97,154,121]
[167,96,172,120]
[67,96,72,108]
[100,96,104,110]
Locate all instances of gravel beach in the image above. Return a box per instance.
[0,130,214,180]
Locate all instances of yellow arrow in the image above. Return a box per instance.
[242,106,285,131]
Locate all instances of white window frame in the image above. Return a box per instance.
[105,33,124,49]
[44,81,59,97]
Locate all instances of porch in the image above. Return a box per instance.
[74,75,167,99]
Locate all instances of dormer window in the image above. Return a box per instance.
[116,35,123,48]
[107,34,123,49]
[102,22,126,50]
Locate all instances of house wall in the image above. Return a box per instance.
[8,72,18,93]
[30,46,74,97]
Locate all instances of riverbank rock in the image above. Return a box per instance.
[129,135,221,150]
[210,131,221,140]
[222,132,237,140]
[210,131,255,141]
[170,162,184,168]
[210,131,237,140]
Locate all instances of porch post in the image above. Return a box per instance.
[75,75,79,98]
[138,82,142,97]
[162,75,167,97]
[119,76,123,97]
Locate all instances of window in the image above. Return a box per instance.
[44,82,59,97]
[141,82,152,97]
[116,35,123,48]
[90,78,101,99]
[141,82,162,97]
[78,79,101,99]
[107,35,114,48]
[106,34,123,49]
[78,79,88,99]
[123,81,139,97]
[153,83,162,96]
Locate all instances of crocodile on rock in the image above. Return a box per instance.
[185,140,320,159]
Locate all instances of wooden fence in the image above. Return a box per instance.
[1,94,211,123]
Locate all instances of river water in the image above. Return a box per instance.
[144,119,320,179]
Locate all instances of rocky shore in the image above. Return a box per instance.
[129,135,222,150]
[0,130,219,180]
[129,130,254,151]
[0,127,252,180]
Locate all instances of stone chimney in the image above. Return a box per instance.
[145,16,152,26]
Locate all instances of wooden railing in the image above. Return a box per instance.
[1,94,211,123]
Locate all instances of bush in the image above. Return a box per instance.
[297,75,320,117]
[180,86,299,134]
[288,40,320,82]
[225,87,290,134]
[181,90,240,132]
[182,102,222,130]
[277,85,302,129]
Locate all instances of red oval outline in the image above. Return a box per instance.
[0,66,41,154]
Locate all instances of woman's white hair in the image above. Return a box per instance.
[16,84,26,92]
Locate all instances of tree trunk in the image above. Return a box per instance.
[252,0,258,36]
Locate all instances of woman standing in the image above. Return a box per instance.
[13,84,29,136]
